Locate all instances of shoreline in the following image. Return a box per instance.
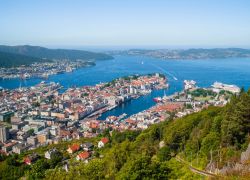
[0,61,96,81]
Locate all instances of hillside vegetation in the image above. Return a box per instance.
[1,90,250,179]
[0,51,51,68]
[0,45,113,61]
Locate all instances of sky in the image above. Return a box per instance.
[0,0,250,49]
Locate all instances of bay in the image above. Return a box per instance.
[1,55,250,119]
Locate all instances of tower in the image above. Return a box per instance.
[0,125,9,143]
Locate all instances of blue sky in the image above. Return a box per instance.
[0,0,250,48]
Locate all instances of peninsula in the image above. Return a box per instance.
[109,48,250,60]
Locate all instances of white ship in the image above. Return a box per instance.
[184,80,197,90]
[66,66,73,72]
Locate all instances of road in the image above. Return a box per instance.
[175,156,219,178]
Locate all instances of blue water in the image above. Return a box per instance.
[1,55,250,119]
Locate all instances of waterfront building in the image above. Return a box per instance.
[184,80,197,90]
[212,82,240,94]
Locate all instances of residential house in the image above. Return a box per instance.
[1,141,17,153]
[67,144,80,154]
[24,153,39,165]
[11,121,26,130]
[27,136,38,146]
[37,132,49,144]
[45,148,59,159]
[76,151,90,162]
[98,137,109,148]
[13,143,31,154]
[82,142,93,151]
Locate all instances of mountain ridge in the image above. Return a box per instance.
[0,45,113,61]
[0,51,51,68]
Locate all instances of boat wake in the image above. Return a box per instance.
[150,63,178,81]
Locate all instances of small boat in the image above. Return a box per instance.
[120,113,127,118]
[20,73,31,80]
[108,105,117,110]
[41,73,49,79]
[141,61,144,65]
[153,97,162,103]
[66,66,73,72]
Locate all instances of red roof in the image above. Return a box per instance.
[60,129,71,137]
[24,157,31,165]
[101,137,109,144]
[153,103,184,112]
[126,119,137,125]
[77,151,90,159]
[90,121,99,129]
[68,144,80,152]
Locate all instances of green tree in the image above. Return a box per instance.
[221,92,250,148]
[48,151,63,168]
[157,146,172,162]
[27,128,35,136]
[27,159,49,179]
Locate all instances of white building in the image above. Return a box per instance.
[184,80,197,90]
[212,82,240,94]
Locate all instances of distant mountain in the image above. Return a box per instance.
[0,51,51,68]
[0,45,113,61]
[109,48,250,59]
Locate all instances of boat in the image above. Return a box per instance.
[108,105,117,110]
[66,66,73,72]
[20,73,31,80]
[41,73,49,79]
[153,97,162,103]
[118,113,127,121]
[120,113,127,118]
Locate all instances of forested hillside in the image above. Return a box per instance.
[0,51,51,68]
[1,90,250,179]
[0,45,113,61]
